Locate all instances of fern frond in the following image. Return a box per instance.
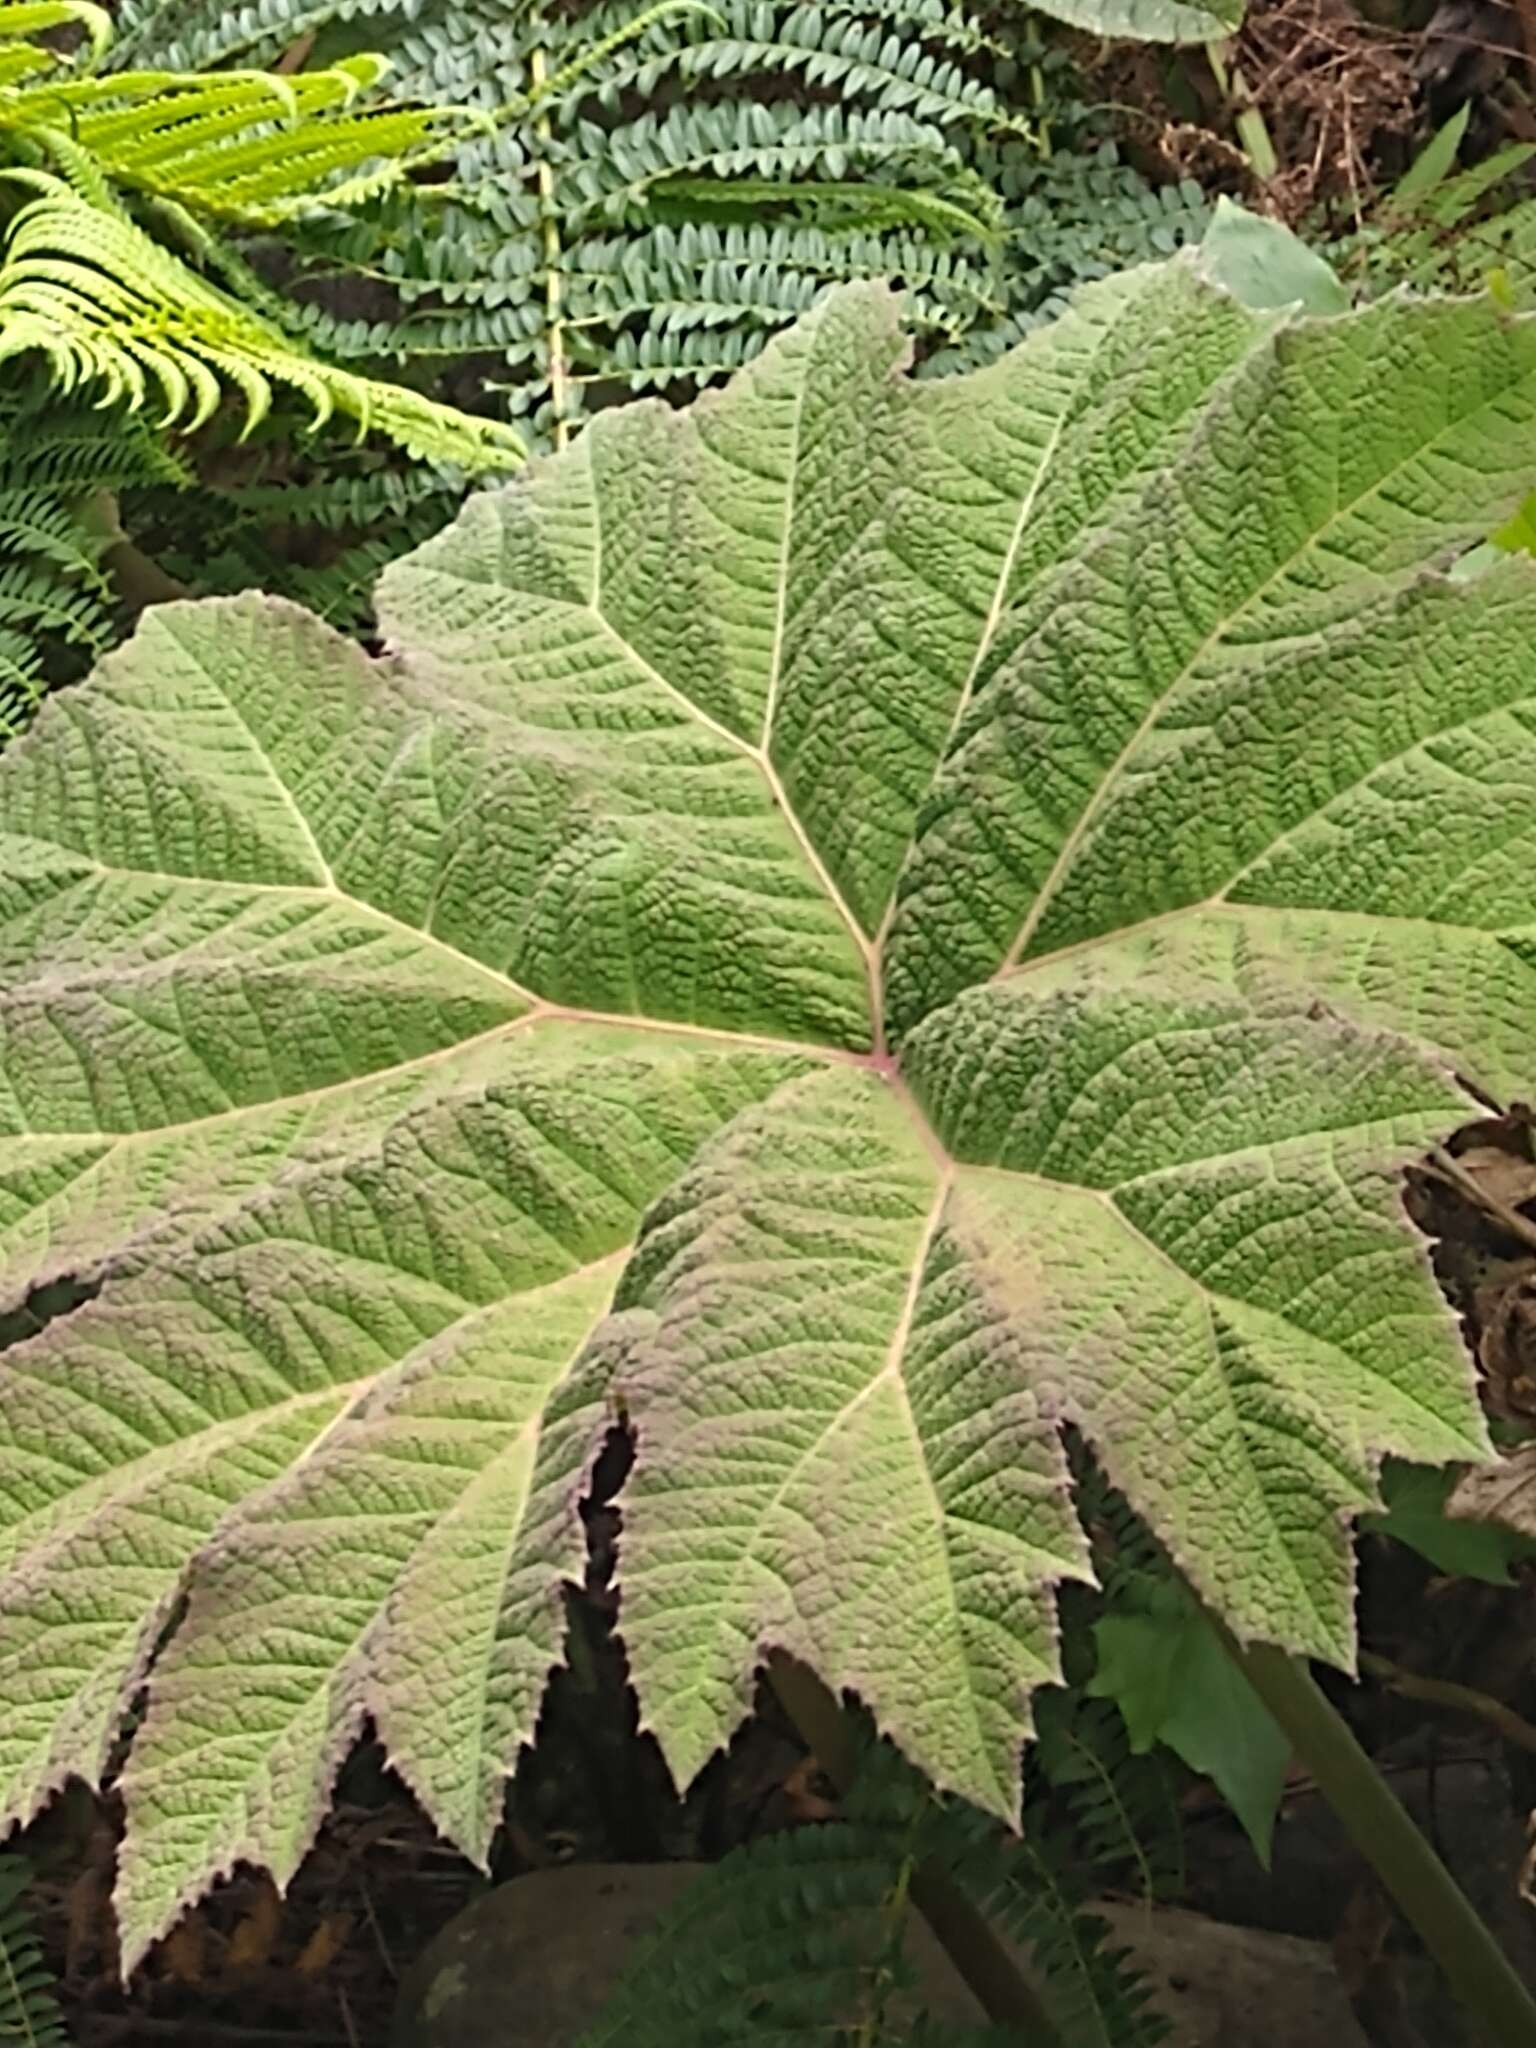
[578,1824,947,2045]
[532,0,725,107]
[1033,1694,1184,1907]
[0,385,176,743]
[583,1727,1175,2048]
[578,1,1023,134]
[956,1823,1171,2048]
[0,174,522,468]
[648,171,1000,241]
[0,1856,68,2046]
[0,485,109,589]
[110,0,399,73]
[568,218,998,347]
[101,0,1202,432]
[128,452,456,628]
[564,100,955,212]
[1,53,486,224]
[573,214,996,296]
[0,0,111,62]
[0,45,57,85]
[211,459,448,531]
[538,0,1010,119]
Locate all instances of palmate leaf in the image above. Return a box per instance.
[0,236,1528,1963]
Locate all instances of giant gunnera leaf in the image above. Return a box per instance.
[2,233,1531,1965]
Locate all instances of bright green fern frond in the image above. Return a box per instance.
[0,175,522,467]
[13,117,119,207]
[141,105,481,223]
[0,44,55,84]
[0,1856,68,2046]
[1,54,484,225]
[23,68,304,141]
[0,0,111,61]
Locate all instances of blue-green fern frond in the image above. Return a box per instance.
[99,0,1209,435]
[578,0,1025,133]
[0,378,159,745]
[560,102,972,221]
[646,170,1002,241]
[568,218,1000,342]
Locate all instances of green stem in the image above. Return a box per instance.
[1203,36,1277,183]
[527,42,569,451]
[766,1652,1065,2045]
[1361,1649,1536,1757]
[1222,1635,1536,2047]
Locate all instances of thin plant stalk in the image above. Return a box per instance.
[1205,36,1278,181]
[1218,1631,1536,2047]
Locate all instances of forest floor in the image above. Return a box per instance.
[25,1416,1536,2045]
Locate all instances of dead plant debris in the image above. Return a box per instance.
[1095,0,1421,221]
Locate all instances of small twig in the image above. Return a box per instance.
[1455,1075,1508,1116]
[357,1872,396,1981]
[273,30,316,73]
[338,1982,362,2048]
[1342,88,1363,231]
[1361,1651,1536,1758]
[94,2024,355,2044]
[1423,1146,1536,1259]
[1215,1630,1536,2045]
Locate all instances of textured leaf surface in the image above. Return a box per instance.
[2,247,1531,1956]
[1027,0,1243,41]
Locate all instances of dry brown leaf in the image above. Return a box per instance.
[159,1918,207,1984]
[1408,1108,1536,1422]
[781,1756,838,1824]
[225,1881,282,1972]
[295,1912,352,1978]
[1450,1442,1536,1533]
